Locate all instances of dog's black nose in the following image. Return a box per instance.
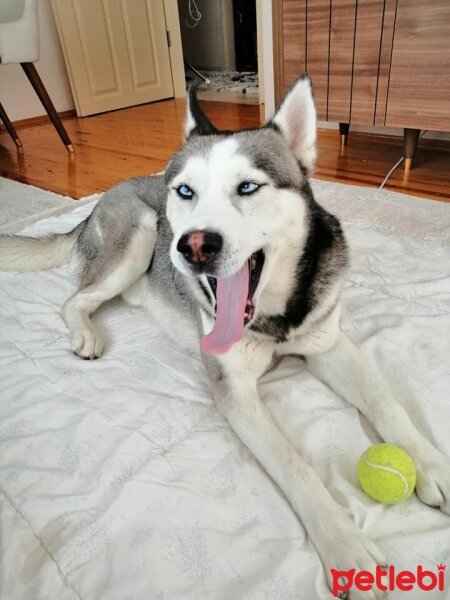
[177,230,223,265]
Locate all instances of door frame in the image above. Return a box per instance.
[271,0,283,108]
[172,0,274,113]
[258,0,275,118]
[163,0,185,98]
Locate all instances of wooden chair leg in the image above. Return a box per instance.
[20,62,74,153]
[403,128,421,173]
[0,102,22,148]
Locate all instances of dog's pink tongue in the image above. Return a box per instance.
[200,262,249,355]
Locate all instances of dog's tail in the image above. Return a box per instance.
[0,223,84,272]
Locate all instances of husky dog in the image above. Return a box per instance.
[1,76,449,599]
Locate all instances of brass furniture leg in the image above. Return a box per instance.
[339,122,350,151]
[403,128,421,173]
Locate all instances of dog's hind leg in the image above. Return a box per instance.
[62,210,157,359]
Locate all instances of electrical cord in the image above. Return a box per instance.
[379,130,427,189]
[185,0,202,29]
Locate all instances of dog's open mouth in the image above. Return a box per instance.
[245,249,265,323]
[201,250,265,355]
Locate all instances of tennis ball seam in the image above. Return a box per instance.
[360,455,411,500]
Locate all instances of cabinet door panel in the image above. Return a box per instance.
[282,0,307,91]
[374,0,397,126]
[350,0,385,125]
[385,0,450,131]
[306,0,330,119]
[328,0,357,123]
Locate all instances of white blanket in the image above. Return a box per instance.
[1,183,450,600]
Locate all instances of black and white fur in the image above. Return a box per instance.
[1,76,449,599]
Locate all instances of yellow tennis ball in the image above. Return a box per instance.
[358,443,416,504]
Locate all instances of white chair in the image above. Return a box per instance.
[0,0,73,151]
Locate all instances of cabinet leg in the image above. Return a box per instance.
[339,122,350,150]
[403,128,420,173]
[0,102,22,148]
[21,62,74,153]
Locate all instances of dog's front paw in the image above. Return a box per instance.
[71,328,104,360]
[318,518,387,599]
[415,448,450,514]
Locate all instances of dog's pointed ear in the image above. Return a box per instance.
[184,87,218,139]
[269,75,317,174]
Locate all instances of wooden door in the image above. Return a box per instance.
[51,0,174,116]
[384,0,450,131]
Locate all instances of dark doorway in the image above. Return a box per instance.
[233,0,257,71]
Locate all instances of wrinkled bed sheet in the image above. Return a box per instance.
[1,194,450,600]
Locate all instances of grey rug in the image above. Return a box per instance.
[311,179,450,247]
[0,177,100,234]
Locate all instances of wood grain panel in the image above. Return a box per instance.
[374,0,397,126]
[328,0,357,123]
[350,0,385,125]
[385,0,450,131]
[306,0,331,119]
[281,0,307,93]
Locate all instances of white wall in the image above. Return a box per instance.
[0,0,74,122]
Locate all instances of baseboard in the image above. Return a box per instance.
[12,110,76,129]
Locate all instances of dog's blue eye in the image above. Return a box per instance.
[176,184,194,200]
[238,181,260,196]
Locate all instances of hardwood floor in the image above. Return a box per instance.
[318,131,450,202]
[1,98,450,201]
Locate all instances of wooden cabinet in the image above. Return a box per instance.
[273,0,450,169]
[385,0,450,131]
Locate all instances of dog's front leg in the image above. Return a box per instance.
[306,332,450,513]
[204,341,386,599]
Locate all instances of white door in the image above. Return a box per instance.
[51,0,174,116]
